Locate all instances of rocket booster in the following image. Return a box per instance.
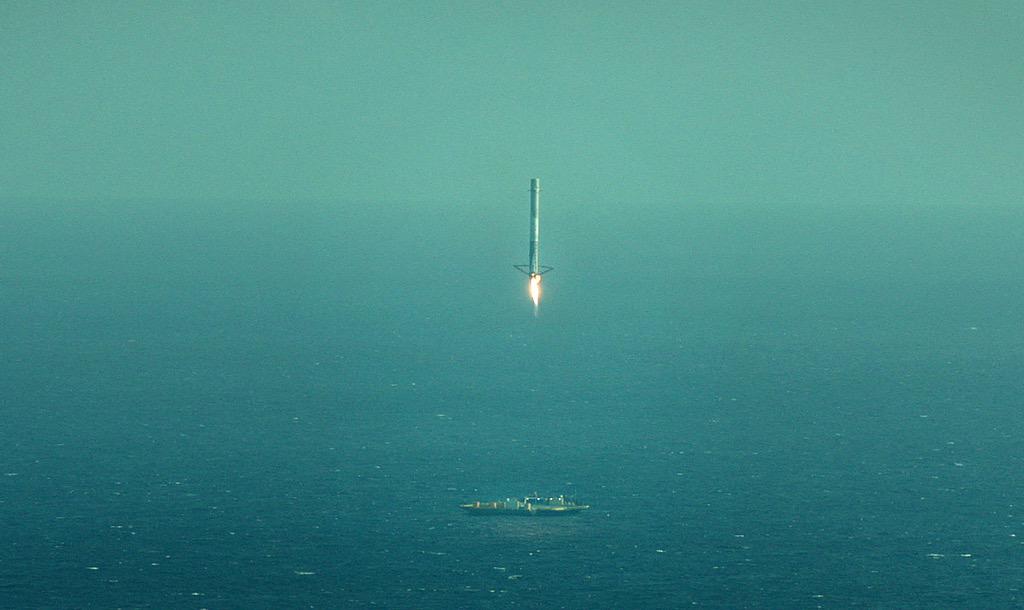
[515,178,553,280]
[529,178,541,274]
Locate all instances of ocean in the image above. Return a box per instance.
[2,200,1022,608]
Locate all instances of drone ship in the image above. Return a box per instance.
[460,495,589,516]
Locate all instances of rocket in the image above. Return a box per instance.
[514,178,554,282]
[514,178,553,310]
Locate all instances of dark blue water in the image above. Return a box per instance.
[2,201,1022,607]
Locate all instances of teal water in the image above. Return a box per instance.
[2,201,1022,608]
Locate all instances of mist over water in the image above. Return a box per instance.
[3,198,1022,607]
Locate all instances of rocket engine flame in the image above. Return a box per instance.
[529,275,541,309]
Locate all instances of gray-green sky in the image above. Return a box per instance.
[2,1,1021,207]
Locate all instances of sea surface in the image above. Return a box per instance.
[2,200,1022,608]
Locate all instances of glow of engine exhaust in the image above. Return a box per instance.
[529,275,541,309]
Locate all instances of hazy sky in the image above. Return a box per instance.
[1,1,1021,208]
